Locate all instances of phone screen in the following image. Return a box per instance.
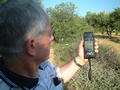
[84,40,94,52]
[84,32,95,58]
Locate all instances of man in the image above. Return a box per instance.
[0,0,98,90]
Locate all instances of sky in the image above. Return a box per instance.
[42,0,120,16]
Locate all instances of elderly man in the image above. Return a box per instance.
[0,0,98,90]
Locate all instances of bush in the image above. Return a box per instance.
[53,41,74,66]
[53,38,82,66]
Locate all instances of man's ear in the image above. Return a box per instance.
[25,38,36,56]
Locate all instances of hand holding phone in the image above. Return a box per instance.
[75,32,98,66]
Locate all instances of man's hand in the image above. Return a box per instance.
[76,38,99,66]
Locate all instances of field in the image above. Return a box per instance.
[48,33,120,90]
[49,33,120,65]
[96,33,120,55]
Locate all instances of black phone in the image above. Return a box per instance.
[84,32,95,59]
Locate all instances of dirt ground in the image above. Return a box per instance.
[48,48,56,65]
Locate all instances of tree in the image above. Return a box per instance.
[97,12,113,37]
[36,0,41,3]
[0,0,6,2]
[110,8,120,35]
[47,2,93,43]
[85,8,120,38]
[47,2,76,43]
[86,12,98,27]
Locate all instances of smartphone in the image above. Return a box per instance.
[84,32,95,59]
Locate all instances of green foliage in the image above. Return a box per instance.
[53,37,81,66]
[36,0,41,3]
[47,2,94,43]
[110,8,120,35]
[0,0,7,4]
[86,12,98,27]
[86,12,110,35]
[33,0,42,4]
[85,8,120,38]
[0,0,7,2]
[53,42,74,66]
[48,2,120,90]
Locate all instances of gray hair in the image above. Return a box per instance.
[0,0,48,61]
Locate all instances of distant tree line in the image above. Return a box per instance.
[47,2,94,43]
[47,2,120,42]
[85,8,120,38]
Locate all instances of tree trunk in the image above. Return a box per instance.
[107,29,112,38]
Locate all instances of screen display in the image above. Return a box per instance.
[84,32,95,58]
[84,40,94,52]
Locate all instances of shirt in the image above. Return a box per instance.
[0,59,63,90]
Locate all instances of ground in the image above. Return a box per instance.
[96,33,120,54]
[48,48,56,65]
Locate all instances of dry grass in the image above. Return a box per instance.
[98,38,120,54]
[96,33,120,55]
[48,48,56,65]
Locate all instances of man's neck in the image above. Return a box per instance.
[4,59,40,78]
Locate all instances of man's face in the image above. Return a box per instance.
[35,21,54,62]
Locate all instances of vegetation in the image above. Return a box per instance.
[65,45,120,90]
[85,8,120,38]
[53,38,120,90]
[0,0,7,2]
[47,2,120,90]
[47,2,94,43]
[0,0,119,89]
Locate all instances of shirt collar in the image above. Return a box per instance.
[39,60,49,70]
[0,59,38,89]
